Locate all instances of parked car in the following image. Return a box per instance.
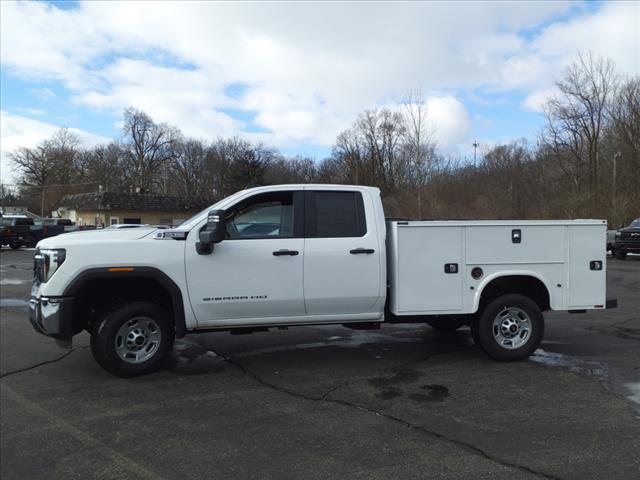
[612,218,640,260]
[28,218,75,247]
[29,184,615,377]
[105,224,150,229]
[105,224,171,230]
[1,215,34,249]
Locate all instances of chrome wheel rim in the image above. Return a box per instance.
[492,307,531,350]
[115,317,162,364]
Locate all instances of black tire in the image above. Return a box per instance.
[470,318,482,350]
[27,235,37,248]
[90,302,174,377]
[614,249,627,260]
[476,294,544,362]
[9,242,21,250]
[426,318,465,332]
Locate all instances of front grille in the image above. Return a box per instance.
[619,232,640,244]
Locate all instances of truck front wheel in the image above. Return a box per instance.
[90,302,174,377]
[475,294,543,361]
[614,249,627,260]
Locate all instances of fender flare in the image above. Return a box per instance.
[63,267,187,337]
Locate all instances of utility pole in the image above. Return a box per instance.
[612,151,620,225]
[472,140,479,166]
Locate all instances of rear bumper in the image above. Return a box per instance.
[28,296,74,345]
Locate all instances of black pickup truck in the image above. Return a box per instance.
[613,218,640,260]
[27,218,75,247]
[0,216,34,249]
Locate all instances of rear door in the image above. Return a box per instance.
[303,190,382,316]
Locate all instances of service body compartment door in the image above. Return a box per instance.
[395,226,464,313]
[567,224,606,308]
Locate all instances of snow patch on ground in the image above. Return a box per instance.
[0,278,29,285]
[624,382,640,408]
[529,349,609,381]
[0,299,29,307]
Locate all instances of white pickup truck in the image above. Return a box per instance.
[29,184,615,377]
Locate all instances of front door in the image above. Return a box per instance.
[185,190,306,325]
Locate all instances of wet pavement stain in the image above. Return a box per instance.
[585,325,640,342]
[367,368,423,388]
[375,388,403,400]
[166,341,226,376]
[408,384,450,403]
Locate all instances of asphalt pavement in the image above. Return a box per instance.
[1,247,638,479]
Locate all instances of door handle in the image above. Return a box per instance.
[273,249,299,256]
[350,248,375,254]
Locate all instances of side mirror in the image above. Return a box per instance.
[196,210,226,255]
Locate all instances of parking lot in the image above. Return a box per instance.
[1,247,638,479]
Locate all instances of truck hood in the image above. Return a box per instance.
[37,227,157,248]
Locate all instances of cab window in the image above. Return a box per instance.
[305,191,366,238]
[225,192,296,239]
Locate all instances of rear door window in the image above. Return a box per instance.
[305,191,366,238]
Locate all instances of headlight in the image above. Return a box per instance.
[34,248,66,283]
[615,231,621,238]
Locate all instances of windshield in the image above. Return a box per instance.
[629,218,640,228]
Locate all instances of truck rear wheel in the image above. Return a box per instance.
[90,302,174,377]
[475,294,543,361]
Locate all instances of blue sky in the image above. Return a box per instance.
[1,1,638,183]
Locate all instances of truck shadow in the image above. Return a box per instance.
[164,327,475,378]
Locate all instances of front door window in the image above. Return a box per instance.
[226,192,294,239]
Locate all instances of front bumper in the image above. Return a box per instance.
[614,242,640,254]
[28,296,74,346]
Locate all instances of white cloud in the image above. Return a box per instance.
[1,0,637,155]
[522,87,558,113]
[0,111,110,185]
[425,97,473,152]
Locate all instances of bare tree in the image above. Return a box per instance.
[542,52,618,216]
[10,128,82,215]
[121,108,181,193]
[78,142,125,193]
[171,139,211,198]
[402,88,439,217]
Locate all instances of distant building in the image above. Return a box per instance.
[0,205,28,215]
[58,192,211,227]
[0,203,40,219]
